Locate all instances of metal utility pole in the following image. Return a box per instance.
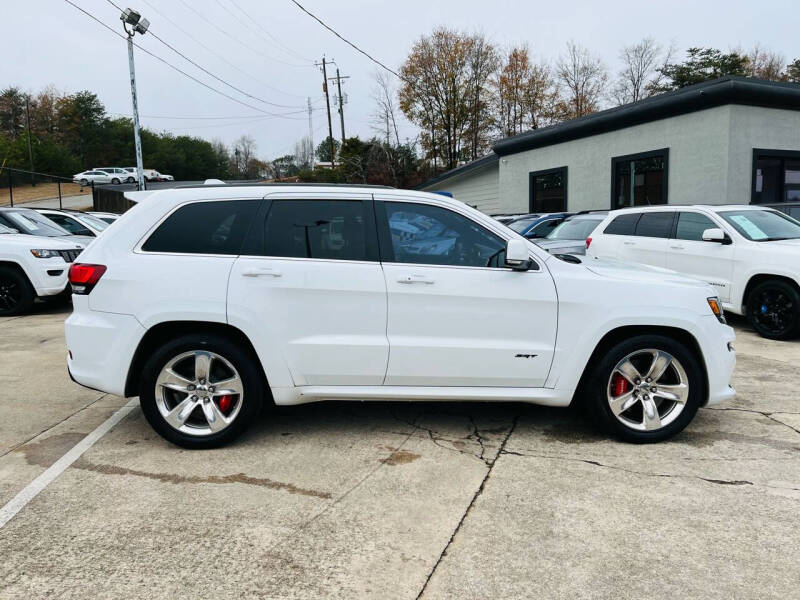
[328,69,349,145]
[307,97,314,168]
[25,97,34,186]
[120,8,149,190]
[315,57,336,167]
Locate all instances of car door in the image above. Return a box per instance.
[617,211,674,267]
[667,210,734,302]
[227,193,389,387]
[376,195,558,387]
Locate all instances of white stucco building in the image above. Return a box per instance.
[420,77,800,216]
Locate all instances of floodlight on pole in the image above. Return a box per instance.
[121,7,147,190]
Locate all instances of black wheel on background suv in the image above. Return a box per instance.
[746,280,800,340]
[79,178,88,186]
[0,266,34,316]
[583,334,703,443]
[111,177,121,184]
[139,333,265,448]
[126,176,135,183]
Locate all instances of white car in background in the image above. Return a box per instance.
[36,209,111,238]
[95,167,135,184]
[73,170,117,186]
[88,212,120,225]
[587,205,800,339]
[0,223,84,315]
[66,185,735,448]
[123,167,173,182]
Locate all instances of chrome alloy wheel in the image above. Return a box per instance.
[607,349,689,432]
[155,350,244,436]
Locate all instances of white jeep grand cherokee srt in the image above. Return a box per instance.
[586,205,800,340]
[65,185,735,448]
[0,224,84,315]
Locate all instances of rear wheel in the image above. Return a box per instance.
[126,176,135,183]
[139,334,264,448]
[111,177,121,184]
[584,334,703,443]
[746,280,800,340]
[0,266,34,316]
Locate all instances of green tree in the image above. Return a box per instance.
[315,136,340,163]
[658,47,749,90]
[0,87,27,139]
[787,59,800,83]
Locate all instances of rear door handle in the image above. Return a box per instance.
[397,274,434,284]
[623,241,636,246]
[242,267,282,277]
[669,245,685,250]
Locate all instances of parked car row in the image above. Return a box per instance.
[0,207,120,315]
[72,166,173,186]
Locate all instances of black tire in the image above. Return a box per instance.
[583,334,704,443]
[80,178,88,186]
[111,177,120,184]
[746,280,800,340]
[0,266,35,316]
[139,333,265,449]
[126,176,135,183]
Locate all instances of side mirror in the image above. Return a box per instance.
[702,228,731,244]
[505,239,531,271]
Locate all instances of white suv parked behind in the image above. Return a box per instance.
[587,205,800,339]
[0,224,84,315]
[65,185,735,448]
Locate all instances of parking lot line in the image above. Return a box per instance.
[0,398,138,529]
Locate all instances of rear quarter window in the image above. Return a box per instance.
[634,212,675,238]
[142,200,259,255]
[603,213,640,235]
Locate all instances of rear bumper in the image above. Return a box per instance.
[65,298,145,397]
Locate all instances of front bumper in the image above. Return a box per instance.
[65,298,146,396]
[698,315,736,406]
[27,258,70,296]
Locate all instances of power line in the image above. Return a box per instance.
[111,111,319,120]
[217,0,314,64]
[137,0,308,100]
[175,0,308,68]
[103,0,306,109]
[62,0,311,118]
[289,0,410,84]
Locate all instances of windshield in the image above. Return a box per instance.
[76,213,110,231]
[2,211,69,237]
[508,217,541,233]
[719,209,800,241]
[547,217,603,240]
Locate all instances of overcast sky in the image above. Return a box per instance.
[3,0,797,160]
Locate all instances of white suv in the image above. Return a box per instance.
[587,205,800,339]
[65,185,735,448]
[0,224,84,315]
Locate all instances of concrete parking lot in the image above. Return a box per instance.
[0,306,798,599]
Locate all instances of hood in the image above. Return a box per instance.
[57,235,93,247]
[584,257,714,290]
[0,233,85,250]
[535,239,587,254]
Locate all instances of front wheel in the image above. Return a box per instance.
[126,176,135,183]
[583,335,703,443]
[0,266,35,316]
[139,334,265,448]
[80,178,88,186]
[746,280,800,340]
[111,177,121,184]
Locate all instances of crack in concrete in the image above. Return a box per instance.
[389,413,487,464]
[499,450,800,492]
[415,414,519,600]
[704,406,800,437]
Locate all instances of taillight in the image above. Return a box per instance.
[68,263,107,295]
[586,237,593,249]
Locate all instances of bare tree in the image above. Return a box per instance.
[232,134,257,178]
[555,41,608,118]
[294,135,314,170]
[371,70,401,146]
[463,34,500,160]
[744,44,786,80]
[612,38,674,105]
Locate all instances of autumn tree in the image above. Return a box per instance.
[400,28,498,170]
[743,44,786,80]
[493,45,564,137]
[556,41,608,118]
[612,38,673,105]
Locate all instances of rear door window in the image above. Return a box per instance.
[634,212,675,238]
[262,200,373,261]
[142,200,259,255]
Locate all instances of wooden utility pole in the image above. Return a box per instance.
[316,57,336,167]
[328,68,350,145]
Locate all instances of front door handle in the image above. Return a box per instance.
[669,245,685,250]
[242,267,282,277]
[397,274,434,284]
[623,241,636,246]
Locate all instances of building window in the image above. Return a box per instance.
[752,150,800,204]
[529,167,567,212]
[611,149,669,209]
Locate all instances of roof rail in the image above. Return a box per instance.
[174,182,394,190]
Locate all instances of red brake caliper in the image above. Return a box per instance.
[218,395,234,414]
[611,373,630,397]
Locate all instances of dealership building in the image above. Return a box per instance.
[419,77,800,216]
